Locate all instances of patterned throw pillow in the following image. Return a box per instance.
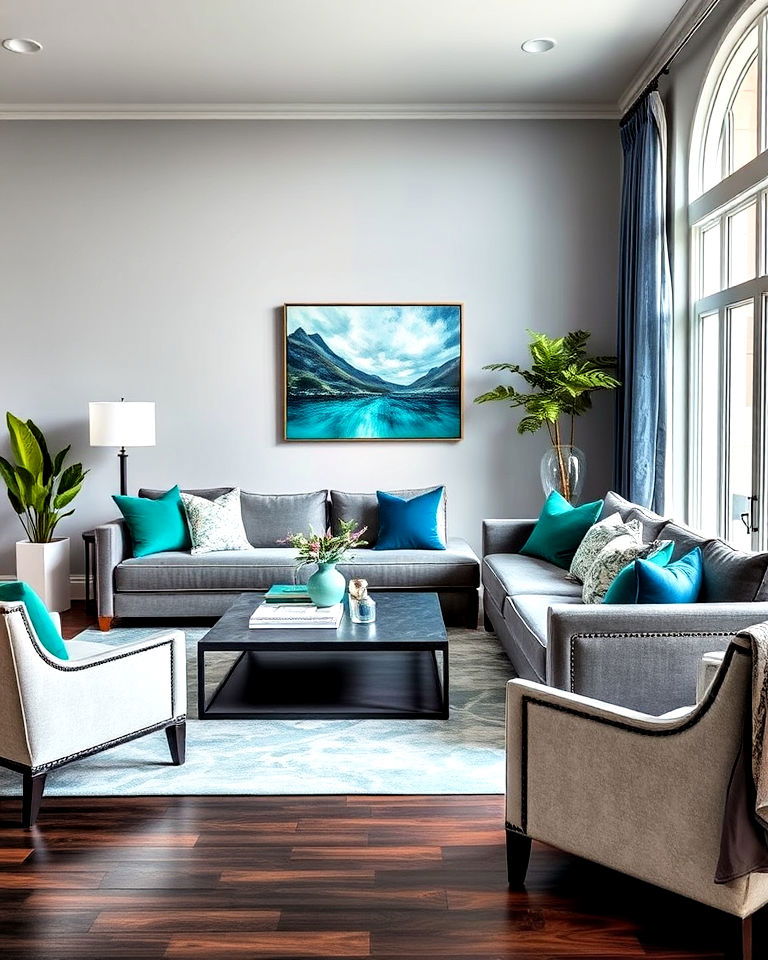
[582,535,673,604]
[569,513,642,584]
[180,488,253,555]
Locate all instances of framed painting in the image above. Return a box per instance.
[283,303,463,441]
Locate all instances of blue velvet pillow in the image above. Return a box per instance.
[519,491,603,569]
[635,547,703,604]
[0,580,69,660]
[374,487,446,550]
[602,542,675,604]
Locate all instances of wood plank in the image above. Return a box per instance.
[166,931,370,957]
[91,908,281,932]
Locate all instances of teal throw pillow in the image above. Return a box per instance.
[113,485,191,558]
[635,547,703,604]
[519,491,603,569]
[0,580,69,660]
[603,541,675,604]
[374,487,446,550]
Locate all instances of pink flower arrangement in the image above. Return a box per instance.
[280,519,368,569]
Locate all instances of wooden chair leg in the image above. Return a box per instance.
[506,828,532,888]
[22,771,46,828]
[741,915,753,960]
[165,722,186,765]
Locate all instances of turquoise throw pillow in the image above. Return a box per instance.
[0,580,69,660]
[519,491,603,569]
[113,485,191,558]
[374,487,446,550]
[635,547,703,604]
[603,542,675,604]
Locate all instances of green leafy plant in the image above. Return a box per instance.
[474,330,620,499]
[280,520,368,568]
[0,413,88,543]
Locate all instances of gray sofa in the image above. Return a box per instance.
[95,486,480,630]
[482,490,768,714]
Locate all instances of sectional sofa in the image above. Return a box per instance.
[95,486,481,629]
[482,490,768,714]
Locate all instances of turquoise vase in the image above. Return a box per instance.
[307,562,346,607]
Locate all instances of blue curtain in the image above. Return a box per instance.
[615,90,672,513]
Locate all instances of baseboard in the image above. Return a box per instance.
[0,575,86,600]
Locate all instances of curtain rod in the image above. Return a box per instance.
[623,0,724,120]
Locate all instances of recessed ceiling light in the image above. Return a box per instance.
[521,37,557,54]
[2,38,43,55]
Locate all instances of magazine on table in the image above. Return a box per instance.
[249,602,344,629]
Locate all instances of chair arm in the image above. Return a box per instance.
[94,519,131,618]
[545,602,768,715]
[482,519,536,557]
[13,623,187,769]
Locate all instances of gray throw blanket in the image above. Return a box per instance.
[716,623,768,883]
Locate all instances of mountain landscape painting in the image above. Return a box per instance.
[284,304,462,440]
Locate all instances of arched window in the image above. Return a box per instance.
[688,1,768,549]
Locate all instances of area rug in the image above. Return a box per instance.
[0,626,513,796]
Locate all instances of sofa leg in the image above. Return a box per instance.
[98,617,114,632]
[22,771,46,828]
[741,915,753,960]
[166,722,186,766]
[506,828,531,888]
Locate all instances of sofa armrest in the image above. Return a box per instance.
[94,519,131,618]
[545,602,768,714]
[482,519,536,557]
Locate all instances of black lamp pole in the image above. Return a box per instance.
[118,447,128,497]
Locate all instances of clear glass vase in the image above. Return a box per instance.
[540,444,586,504]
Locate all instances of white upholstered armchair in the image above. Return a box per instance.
[505,633,768,960]
[0,601,187,827]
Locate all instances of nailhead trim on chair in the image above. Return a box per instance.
[568,631,734,692]
[509,641,747,834]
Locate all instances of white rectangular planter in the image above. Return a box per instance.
[16,538,71,613]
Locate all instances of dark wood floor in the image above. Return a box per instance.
[0,603,758,959]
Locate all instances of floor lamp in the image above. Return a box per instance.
[89,400,156,495]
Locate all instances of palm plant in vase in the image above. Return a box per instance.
[474,330,620,503]
[282,520,368,607]
[0,413,88,610]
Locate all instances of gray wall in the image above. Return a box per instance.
[0,119,620,574]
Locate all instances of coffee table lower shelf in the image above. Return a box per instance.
[199,648,448,720]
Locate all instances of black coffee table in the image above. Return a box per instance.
[197,591,449,720]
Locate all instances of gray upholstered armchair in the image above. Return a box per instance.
[505,634,768,960]
[0,601,187,826]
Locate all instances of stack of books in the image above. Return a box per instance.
[249,600,344,630]
[264,585,312,604]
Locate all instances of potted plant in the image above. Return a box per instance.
[0,413,88,611]
[475,330,620,503]
[282,520,368,607]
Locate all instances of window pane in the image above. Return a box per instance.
[701,222,722,296]
[728,302,754,550]
[730,56,758,172]
[699,312,721,535]
[728,202,757,286]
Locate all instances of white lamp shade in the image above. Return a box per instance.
[89,401,156,447]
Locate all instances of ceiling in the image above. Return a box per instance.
[0,0,692,117]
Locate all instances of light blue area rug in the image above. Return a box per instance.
[0,626,513,796]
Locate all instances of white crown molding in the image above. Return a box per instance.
[618,0,721,115]
[0,101,621,121]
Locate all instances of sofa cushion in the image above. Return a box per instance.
[520,491,603,569]
[503,594,583,679]
[114,486,191,557]
[140,487,329,548]
[239,490,328,547]
[116,549,301,592]
[482,554,582,612]
[699,539,768,602]
[601,490,669,541]
[657,521,709,561]
[330,487,447,546]
[375,487,446,550]
[334,537,478,589]
[569,513,641,583]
